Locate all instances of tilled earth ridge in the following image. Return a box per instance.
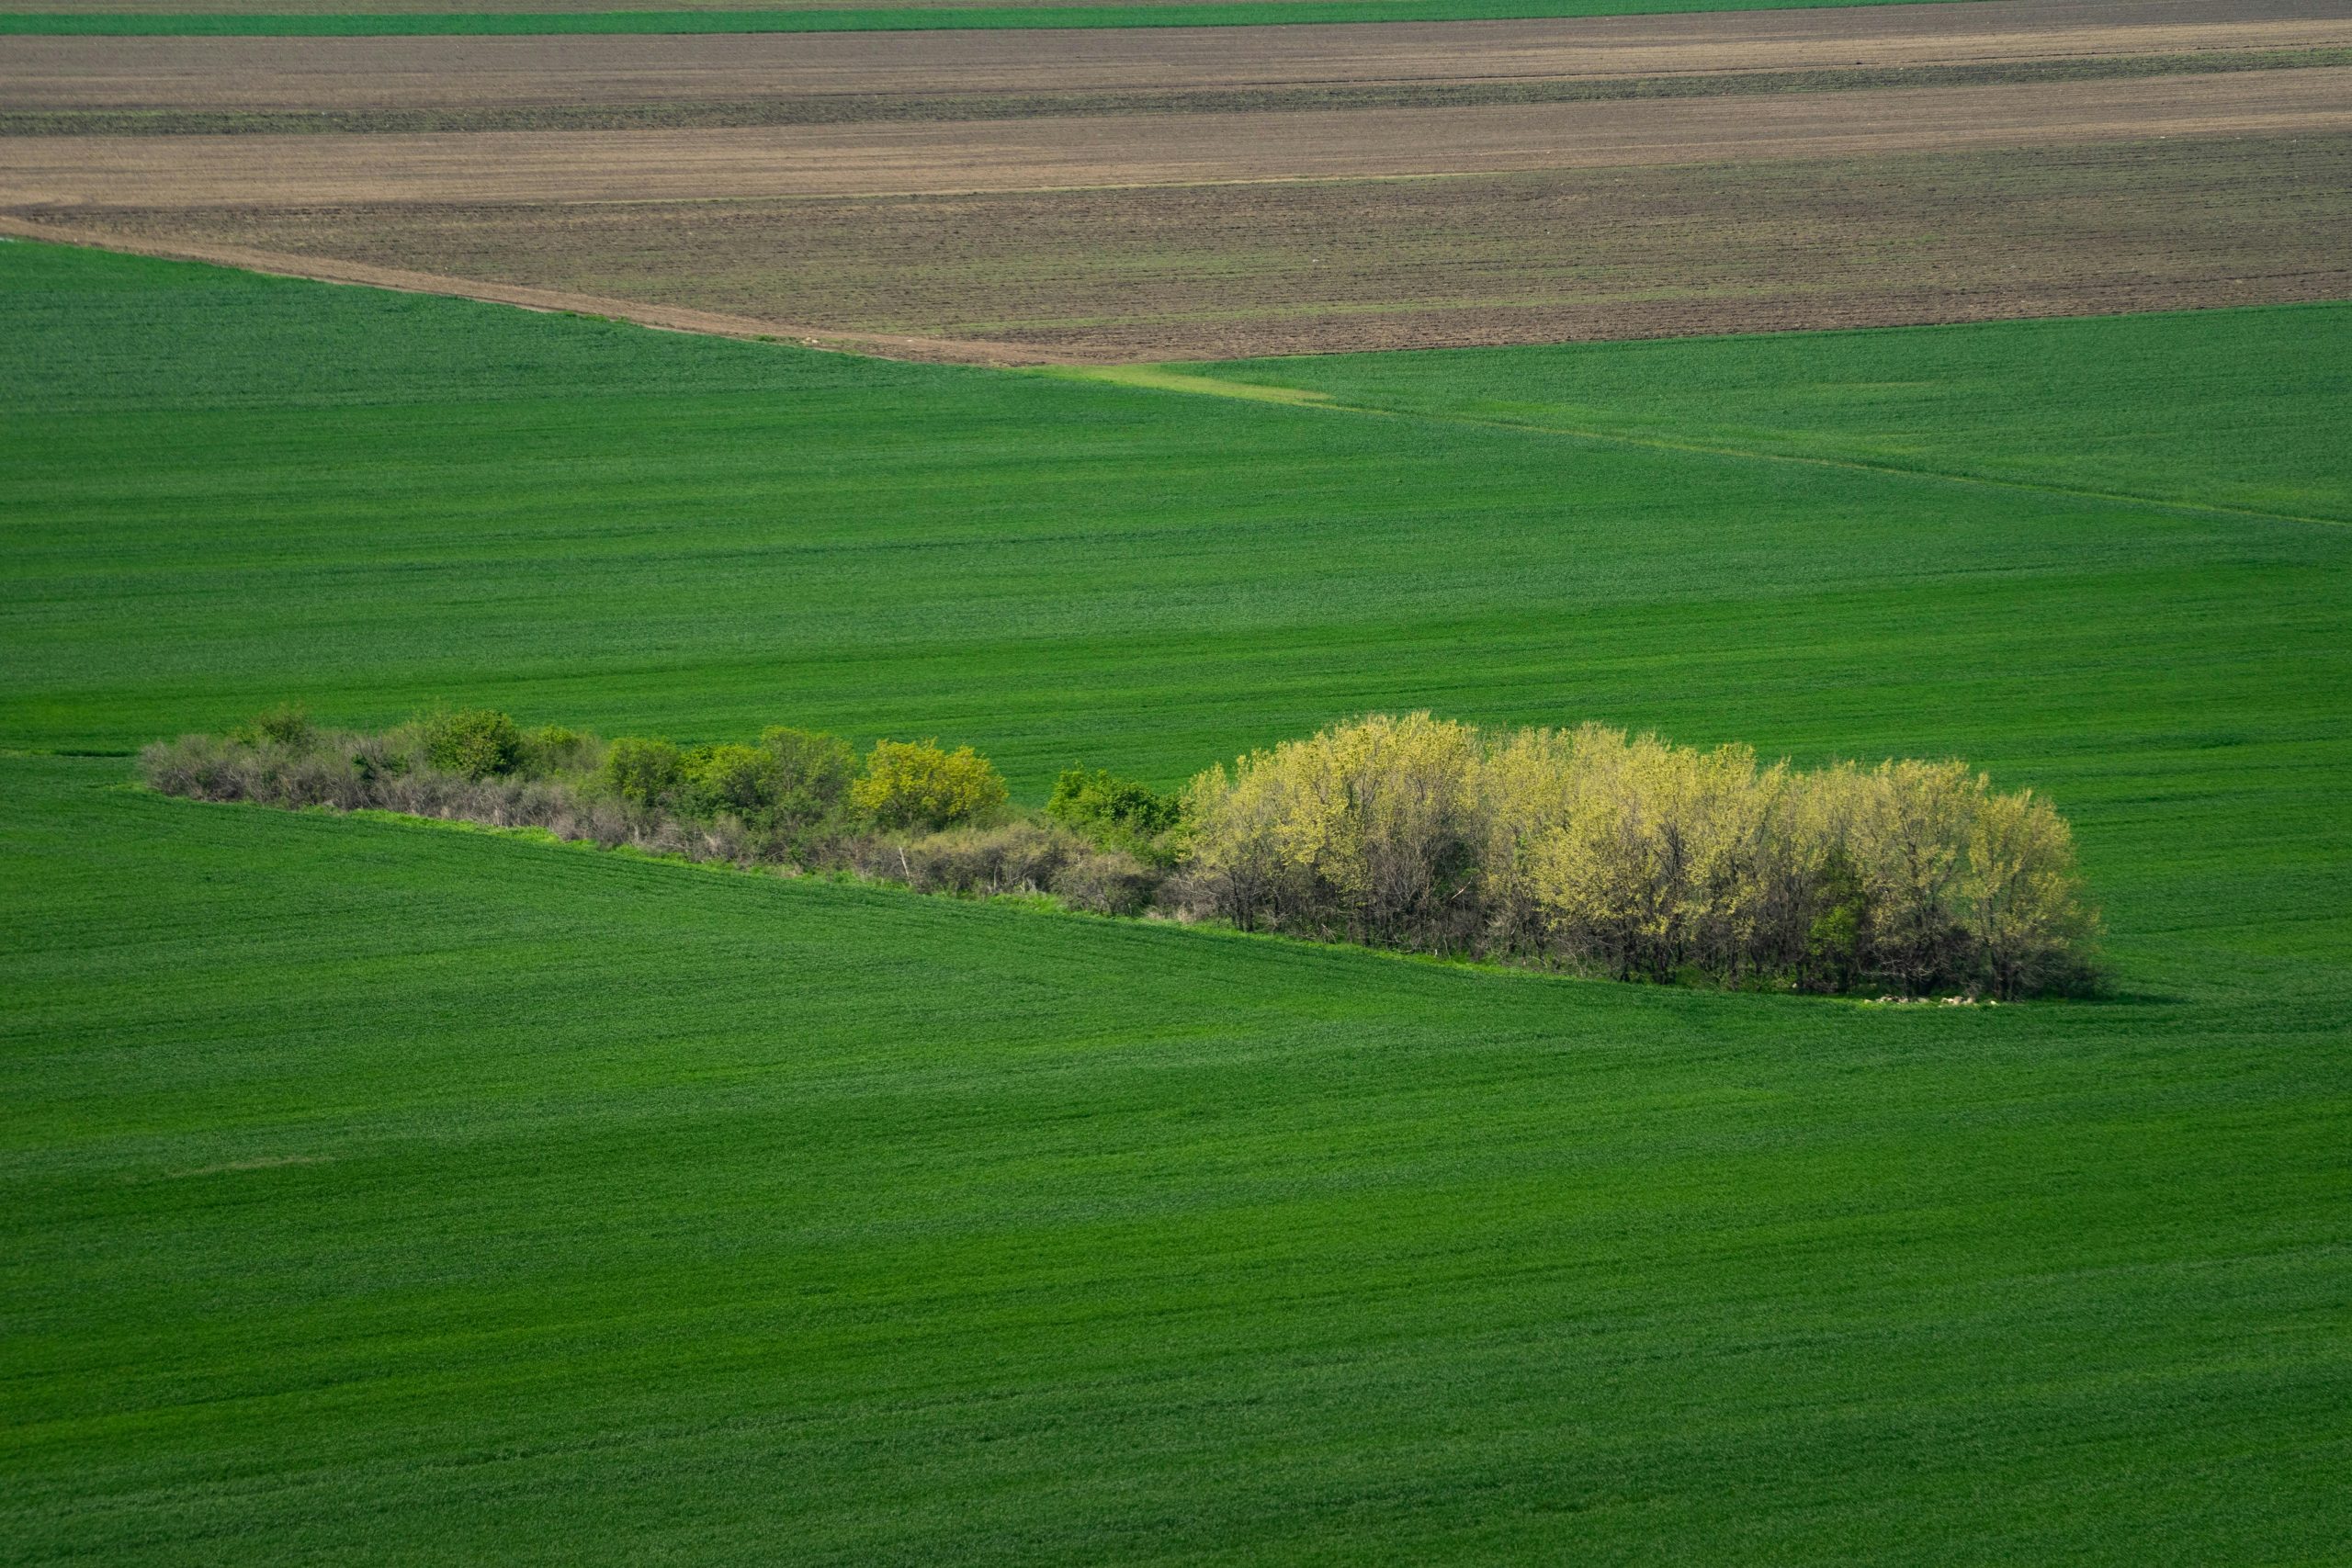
[7,0,2347,116]
[27,0,1350,12]
[10,50,2350,135]
[19,134,2347,361]
[6,70,2348,207]
[6,0,2346,360]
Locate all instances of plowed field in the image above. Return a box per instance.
[10,72,2346,206]
[10,0,2342,118]
[17,134,2343,361]
[4,0,2346,358]
[35,0,1340,11]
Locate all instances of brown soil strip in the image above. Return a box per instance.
[10,0,2346,116]
[0,212,1080,363]
[19,133,2346,362]
[9,70,2348,208]
[37,0,1309,12]
[9,46,2344,135]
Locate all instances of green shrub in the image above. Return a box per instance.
[1045,767,1182,856]
[518,724,594,778]
[229,703,314,750]
[601,736,684,808]
[420,708,521,780]
[680,743,784,822]
[850,739,1009,832]
[1801,852,1869,995]
[654,729,861,837]
[760,726,857,831]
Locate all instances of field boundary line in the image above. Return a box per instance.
[1062,364,2349,529]
[0,217,1085,367]
[11,220,2339,529]
[1039,365,1339,406]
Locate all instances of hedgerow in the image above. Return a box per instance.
[141,707,2100,998]
[1182,713,2101,998]
[141,715,1148,917]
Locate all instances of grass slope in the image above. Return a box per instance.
[7,756,2349,1564]
[1190,312,2352,525]
[6,241,2347,958]
[0,0,1974,35]
[3,241,2349,1561]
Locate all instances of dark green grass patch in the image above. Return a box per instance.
[3,241,2350,1561]
[0,0,1973,37]
[6,755,2350,1563]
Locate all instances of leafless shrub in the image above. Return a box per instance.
[141,736,233,801]
[583,798,631,849]
[900,821,1078,897]
[696,816,753,865]
[645,818,694,860]
[513,780,570,829]
[1051,849,1157,917]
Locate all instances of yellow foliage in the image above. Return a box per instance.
[1183,712,2098,995]
[850,739,1009,832]
[1963,784,2101,995]
[1183,712,1482,942]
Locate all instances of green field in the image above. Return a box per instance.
[1190,317,2352,524]
[4,241,2349,1561]
[0,0,1970,36]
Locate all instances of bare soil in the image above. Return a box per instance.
[32,0,1304,12]
[14,50,2351,136]
[6,0,2345,361]
[7,70,2347,208]
[19,133,2346,361]
[8,0,2346,116]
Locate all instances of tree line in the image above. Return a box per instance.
[141,706,2100,998]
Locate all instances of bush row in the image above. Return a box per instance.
[145,707,2100,998]
[1182,714,2101,998]
[147,709,1167,916]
